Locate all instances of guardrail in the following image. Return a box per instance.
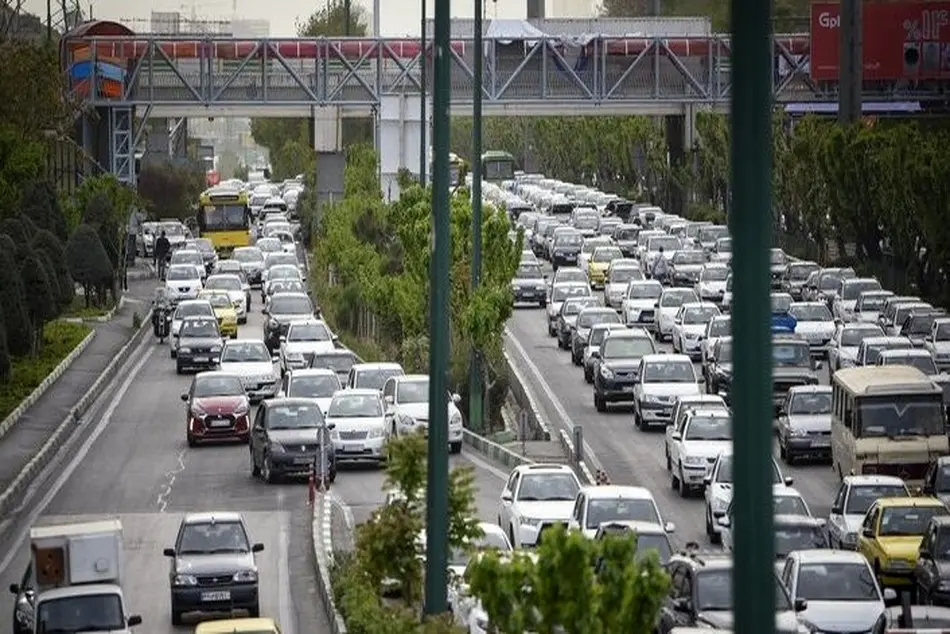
[503,348,551,441]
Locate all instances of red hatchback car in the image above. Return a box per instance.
[181,371,251,445]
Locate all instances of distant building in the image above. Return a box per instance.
[150,11,181,34]
[230,19,269,38]
[547,0,597,18]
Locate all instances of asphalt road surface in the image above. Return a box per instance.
[504,273,841,549]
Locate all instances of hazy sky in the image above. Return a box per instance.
[22,0,536,37]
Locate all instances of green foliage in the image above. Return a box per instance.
[466,524,670,634]
[0,124,46,214]
[136,162,204,221]
[598,0,809,31]
[0,318,9,383]
[65,224,113,306]
[31,229,74,310]
[20,252,56,351]
[0,42,72,137]
[20,179,68,240]
[0,236,32,357]
[0,321,90,420]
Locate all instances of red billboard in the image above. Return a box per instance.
[810,1,950,81]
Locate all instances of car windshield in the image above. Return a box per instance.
[397,380,429,404]
[936,323,950,341]
[221,342,270,363]
[795,563,879,601]
[555,234,583,246]
[770,250,788,266]
[789,392,832,415]
[773,343,810,367]
[858,293,889,311]
[574,215,599,230]
[269,267,300,281]
[178,520,250,554]
[819,274,843,290]
[553,286,590,302]
[356,369,403,391]
[685,414,731,441]
[167,266,199,281]
[933,466,950,494]
[193,375,244,398]
[206,276,242,291]
[609,267,642,284]
[841,327,883,347]
[592,247,622,263]
[233,248,264,264]
[716,341,733,363]
[906,314,940,335]
[642,361,694,383]
[789,264,818,280]
[660,291,698,308]
[270,296,312,314]
[517,473,579,501]
[879,505,948,537]
[577,310,621,328]
[311,353,357,373]
[695,569,791,611]
[564,301,591,316]
[193,238,214,253]
[699,226,729,243]
[701,267,728,281]
[845,484,909,515]
[883,354,938,375]
[843,280,882,300]
[289,374,340,398]
[269,403,324,429]
[205,294,231,309]
[775,524,828,556]
[648,236,680,251]
[172,251,202,265]
[289,323,330,342]
[708,319,730,338]
[589,327,618,346]
[716,456,782,484]
[673,251,705,265]
[627,283,662,299]
[602,336,654,359]
[555,270,587,284]
[328,394,383,418]
[716,238,732,252]
[270,281,305,294]
[37,594,126,632]
[791,305,833,321]
[177,303,214,319]
[585,499,660,529]
[771,295,793,313]
[257,239,281,252]
[683,306,720,325]
[858,394,946,438]
[515,263,544,279]
[180,318,219,338]
[773,495,809,516]
[161,223,185,236]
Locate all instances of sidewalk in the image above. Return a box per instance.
[0,268,157,493]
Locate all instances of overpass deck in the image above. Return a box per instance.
[60,33,936,118]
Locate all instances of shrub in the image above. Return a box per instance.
[31,229,74,310]
[20,179,68,240]
[0,317,10,383]
[65,224,113,307]
[0,236,32,357]
[21,252,57,350]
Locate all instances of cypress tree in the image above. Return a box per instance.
[21,252,56,350]
[0,316,10,384]
[0,245,32,357]
[20,179,68,241]
[65,224,113,307]
[34,250,62,315]
[31,229,74,310]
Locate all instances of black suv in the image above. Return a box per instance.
[262,292,314,352]
[550,231,583,270]
[656,548,804,634]
[592,331,656,412]
[175,316,223,375]
[249,397,336,484]
[771,334,821,414]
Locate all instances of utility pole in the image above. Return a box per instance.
[469,0,483,432]
[423,0,451,618]
[344,0,351,35]
[838,0,862,124]
[730,1,776,634]
[649,0,661,16]
[419,0,428,186]
[47,0,52,41]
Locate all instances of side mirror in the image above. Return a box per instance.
[919,548,931,558]
[664,521,676,533]
[702,475,712,486]
[272,355,280,363]
[252,543,265,553]
[883,587,897,601]
[862,527,874,538]
[452,393,462,404]
[654,302,660,308]
[262,307,269,315]
[384,395,394,404]
[831,505,843,515]
[326,422,336,430]
[180,393,189,402]
[127,615,143,627]
[591,350,601,359]
[794,598,807,612]
[672,597,691,612]
[332,334,340,342]
[784,477,794,486]
[814,360,824,370]
[501,491,513,503]
[163,548,176,557]
[670,431,682,441]
[8,584,18,595]
[717,516,731,528]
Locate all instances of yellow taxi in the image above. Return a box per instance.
[194,618,280,634]
[587,244,624,289]
[199,290,238,339]
[856,496,949,587]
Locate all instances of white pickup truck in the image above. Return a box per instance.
[11,519,142,634]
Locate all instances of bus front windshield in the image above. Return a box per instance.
[202,204,247,231]
[483,158,515,181]
[857,394,946,438]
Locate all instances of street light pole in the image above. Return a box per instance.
[423,0,451,617]
[730,0,775,633]
[419,0,428,186]
[468,0,484,433]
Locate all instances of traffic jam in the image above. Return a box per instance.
[482,170,950,632]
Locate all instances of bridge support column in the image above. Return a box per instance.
[145,118,171,160]
[109,107,136,185]
[312,106,345,207]
[379,94,430,201]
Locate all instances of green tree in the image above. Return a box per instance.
[65,224,113,307]
[0,216,36,257]
[82,192,123,279]
[20,252,56,354]
[0,125,46,215]
[0,316,10,383]
[598,0,809,31]
[31,229,74,310]
[0,42,72,137]
[19,179,68,241]
[0,236,32,357]
[137,162,204,221]
[466,524,670,634]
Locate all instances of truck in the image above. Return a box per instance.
[12,519,142,634]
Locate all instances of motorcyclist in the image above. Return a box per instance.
[151,287,172,338]
[153,230,171,280]
[652,246,670,283]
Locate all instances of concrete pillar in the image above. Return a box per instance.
[146,118,171,159]
[312,106,345,208]
[378,94,430,202]
[664,114,686,217]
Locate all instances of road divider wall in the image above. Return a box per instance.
[312,493,348,634]
[557,429,596,485]
[462,428,536,469]
[0,309,153,519]
[502,348,551,441]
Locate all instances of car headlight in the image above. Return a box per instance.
[368,427,385,439]
[712,497,729,512]
[234,401,250,416]
[600,366,614,379]
[233,570,258,583]
[269,443,286,454]
[643,395,665,405]
[210,345,221,353]
[179,347,191,353]
[788,427,808,437]
[519,517,541,526]
[449,412,462,427]
[684,455,705,465]
[173,574,198,586]
[286,352,304,361]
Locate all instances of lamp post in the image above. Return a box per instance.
[419,0,428,186]
[468,0,484,432]
[423,0,451,617]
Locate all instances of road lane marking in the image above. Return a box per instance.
[0,333,154,575]
[156,448,187,512]
[503,328,607,474]
[276,491,295,634]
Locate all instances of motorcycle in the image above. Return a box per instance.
[153,306,171,343]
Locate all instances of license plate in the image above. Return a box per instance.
[522,291,534,297]
[201,591,230,602]
[209,419,230,428]
[293,457,312,465]
[343,444,363,453]
[812,439,830,447]
[622,385,635,392]
[193,357,208,363]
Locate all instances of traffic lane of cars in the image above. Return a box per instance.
[505,306,840,541]
[0,311,328,634]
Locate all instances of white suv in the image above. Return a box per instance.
[497,464,581,548]
[667,408,732,498]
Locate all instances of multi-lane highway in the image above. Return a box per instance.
[0,302,506,634]
[504,285,840,548]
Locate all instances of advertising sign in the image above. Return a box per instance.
[810,1,950,81]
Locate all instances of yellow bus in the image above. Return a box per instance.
[831,365,948,485]
[198,186,251,254]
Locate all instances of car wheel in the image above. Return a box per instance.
[671,468,680,491]
[594,394,606,413]
[584,368,592,384]
[231,333,238,339]
[538,300,546,308]
[247,602,260,618]
[633,405,642,429]
[250,450,260,477]
[262,455,276,484]
[571,350,581,366]
[187,434,196,448]
[175,363,183,375]
[450,442,462,454]
[170,348,176,359]
[509,525,517,549]
[665,449,671,471]
[171,606,183,626]
[678,468,690,498]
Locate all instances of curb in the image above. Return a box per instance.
[557,428,597,485]
[502,347,551,441]
[0,308,154,519]
[62,295,129,325]
[0,328,97,444]
[462,428,536,469]
[312,493,348,634]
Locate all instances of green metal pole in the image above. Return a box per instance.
[468,0,484,433]
[419,0,428,186]
[730,0,775,633]
[423,0,451,616]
